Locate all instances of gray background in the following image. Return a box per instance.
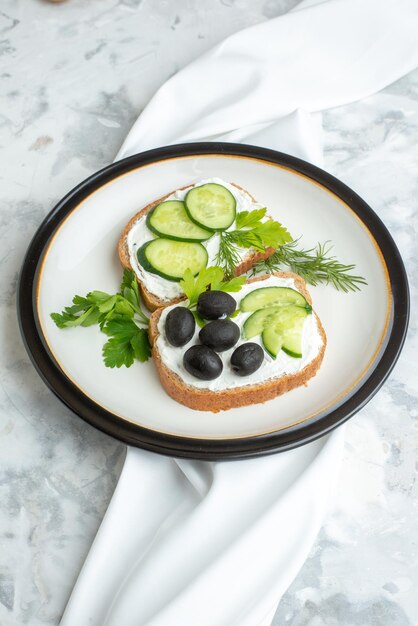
[1,1,417,625]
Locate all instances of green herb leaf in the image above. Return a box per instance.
[80,308,104,327]
[102,336,135,368]
[97,295,117,313]
[180,265,245,307]
[65,296,91,314]
[119,270,150,324]
[87,290,111,302]
[114,296,135,317]
[50,311,79,328]
[51,306,97,328]
[226,230,265,251]
[102,317,138,338]
[235,207,267,229]
[130,328,152,362]
[251,220,292,249]
[179,268,199,305]
[193,266,224,295]
[180,266,224,307]
[120,268,135,293]
[123,287,138,308]
[102,317,151,367]
[218,276,246,292]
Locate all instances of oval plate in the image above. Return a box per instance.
[18,143,409,459]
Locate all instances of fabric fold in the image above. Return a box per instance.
[117,0,418,157]
[61,430,345,626]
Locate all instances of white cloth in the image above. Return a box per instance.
[60,1,418,624]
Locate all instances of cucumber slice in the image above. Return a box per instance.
[261,326,283,359]
[185,183,236,231]
[137,239,208,282]
[146,201,213,242]
[243,305,308,339]
[262,312,308,359]
[243,304,310,358]
[282,321,307,358]
[240,286,311,312]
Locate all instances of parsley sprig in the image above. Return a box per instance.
[180,266,245,308]
[215,207,292,278]
[101,317,150,368]
[51,270,151,367]
[252,240,367,292]
[179,265,245,325]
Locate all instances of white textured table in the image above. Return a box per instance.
[1,1,417,624]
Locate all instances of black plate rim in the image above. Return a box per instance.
[17,142,410,460]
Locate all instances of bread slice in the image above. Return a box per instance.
[118,183,275,312]
[149,272,326,412]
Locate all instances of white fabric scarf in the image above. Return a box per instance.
[60,0,418,624]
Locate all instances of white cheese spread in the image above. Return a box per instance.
[155,275,324,391]
[127,178,264,301]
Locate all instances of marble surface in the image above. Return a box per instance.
[0,1,417,625]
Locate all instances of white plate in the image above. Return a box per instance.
[18,143,409,458]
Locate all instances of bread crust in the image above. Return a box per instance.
[149,272,326,412]
[118,183,275,311]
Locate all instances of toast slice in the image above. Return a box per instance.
[149,272,326,412]
[118,181,275,311]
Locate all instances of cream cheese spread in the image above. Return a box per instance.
[155,275,323,391]
[127,178,264,301]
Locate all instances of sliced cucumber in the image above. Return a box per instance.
[241,286,311,312]
[243,306,283,339]
[262,313,308,359]
[261,326,283,359]
[137,239,208,282]
[146,201,213,242]
[282,321,307,358]
[243,305,307,339]
[185,183,236,231]
[243,304,310,358]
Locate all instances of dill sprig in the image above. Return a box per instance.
[252,240,367,293]
[215,230,262,278]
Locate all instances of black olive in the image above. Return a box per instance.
[197,290,236,320]
[231,343,264,376]
[199,319,240,352]
[165,307,195,347]
[183,345,223,380]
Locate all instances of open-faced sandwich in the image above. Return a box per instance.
[118,178,291,311]
[149,271,326,412]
